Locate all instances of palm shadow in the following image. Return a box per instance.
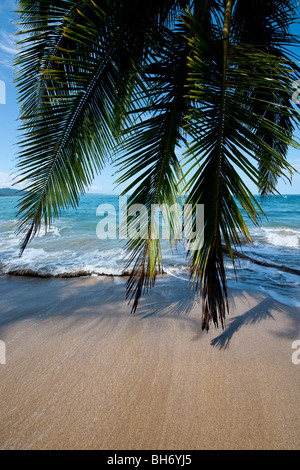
[135,279,204,336]
[211,296,278,350]
[136,286,198,319]
[1,276,299,347]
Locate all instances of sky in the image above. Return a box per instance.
[0,1,299,195]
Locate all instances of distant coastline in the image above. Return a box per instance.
[0,188,25,196]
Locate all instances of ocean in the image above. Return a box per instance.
[0,193,299,307]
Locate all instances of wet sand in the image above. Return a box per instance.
[0,275,299,450]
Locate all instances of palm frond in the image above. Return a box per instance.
[181,4,300,330]
[231,0,300,197]
[15,0,300,332]
[15,0,183,253]
[115,26,190,311]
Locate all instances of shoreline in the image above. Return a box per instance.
[1,270,299,310]
[1,269,133,278]
[0,275,299,450]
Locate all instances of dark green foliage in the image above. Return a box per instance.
[15,0,300,330]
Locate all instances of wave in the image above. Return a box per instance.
[1,265,173,278]
[36,225,61,238]
[260,227,300,249]
[2,268,132,278]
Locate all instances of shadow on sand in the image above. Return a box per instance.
[211,297,275,349]
[0,275,299,348]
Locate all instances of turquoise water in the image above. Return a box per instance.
[0,193,299,306]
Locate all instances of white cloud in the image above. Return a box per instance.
[0,172,105,192]
[0,0,18,21]
[89,185,104,194]
[0,43,15,55]
[0,171,14,188]
[0,57,12,69]
[0,30,17,71]
[0,172,24,189]
[0,30,16,54]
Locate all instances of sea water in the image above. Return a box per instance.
[0,193,299,307]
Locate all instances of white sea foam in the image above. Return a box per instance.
[261,227,300,248]
[163,265,189,279]
[36,225,61,238]
[0,245,130,277]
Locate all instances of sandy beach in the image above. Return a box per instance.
[0,275,299,450]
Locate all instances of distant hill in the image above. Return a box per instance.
[0,188,25,197]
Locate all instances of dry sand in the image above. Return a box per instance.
[0,275,299,450]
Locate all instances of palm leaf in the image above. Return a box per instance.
[15,0,300,332]
[232,0,300,197]
[181,3,300,330]
[115,26,190,311]
[15,0,184,252]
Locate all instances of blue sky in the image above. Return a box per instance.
[0,1,299,195]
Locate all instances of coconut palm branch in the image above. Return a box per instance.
[115,27,190,311]
[15,0,184,251]
[181,3,300,329]
[15,0,300,330]
[232,0,300,197]
[114,3,220,311]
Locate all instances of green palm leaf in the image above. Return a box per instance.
[115,27,189,311]
[15,0,182,252]
[15,0,300,331]
[232,0,300,197]
[181,4,300,330]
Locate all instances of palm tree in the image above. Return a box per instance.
[15,0,300,330]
